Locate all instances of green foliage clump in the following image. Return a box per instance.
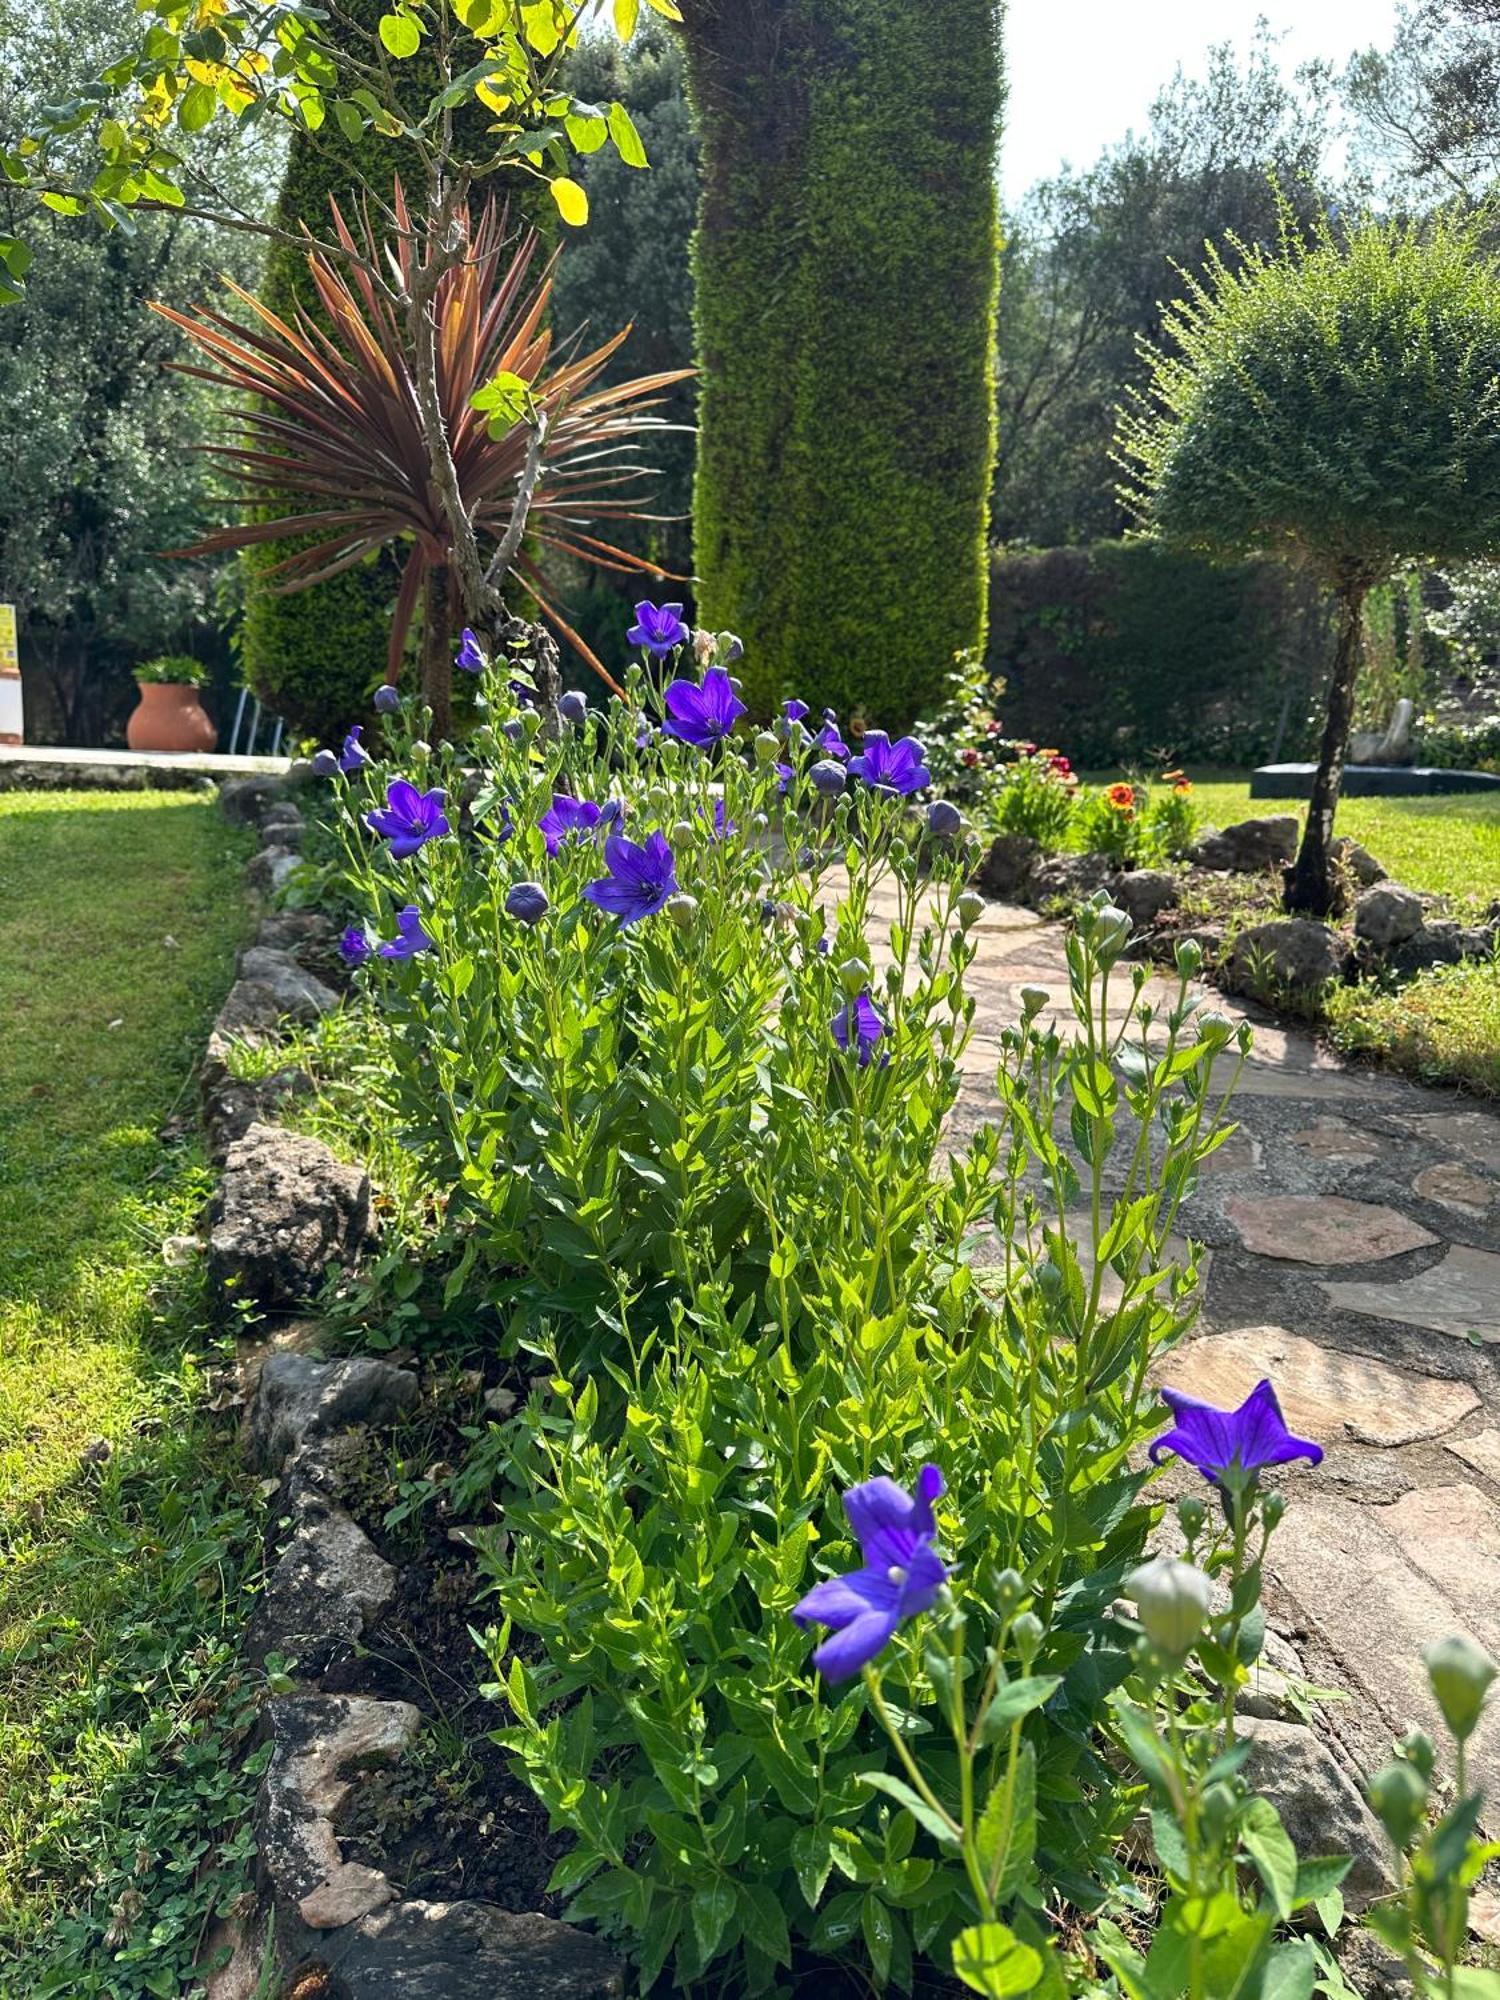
[134,653,208,685]
[680,0,1003,725]
[986,541,1331,768]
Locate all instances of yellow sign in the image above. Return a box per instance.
[0,604,16,676]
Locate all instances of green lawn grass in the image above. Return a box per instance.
[1182,777,1500,908]
[0,791,267,1994]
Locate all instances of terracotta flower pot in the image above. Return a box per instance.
[126,681,218,754]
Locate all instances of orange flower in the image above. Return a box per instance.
[1106,782,1136,810]
[1173,779,1193,795]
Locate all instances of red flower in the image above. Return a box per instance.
[961,748,981,767]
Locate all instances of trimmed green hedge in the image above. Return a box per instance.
[680,1,1003,726]
[986,542,1335,768]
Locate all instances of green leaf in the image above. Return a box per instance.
[1241,1798,1299,1920]
[332,98,364,142]
[979,1675,1061,1741]
[857,1770,960,1849]
[1260,1939,1317,2000]
[791,1822,833,1909]
[952,1921,1044,1997]
[691,1878,735,1964]
[378,11,421,57]
[975,1741,1036,1903]
[177,81,217,132]
[862,1894,895,1984]
[608,99,647,167]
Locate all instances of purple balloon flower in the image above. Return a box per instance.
[583,831,679,924]
[559,689,589,726]
[373,684,402,714]
[792,1466,948,1683]
[505,880,550,926]
[455,627,487,674]
[810,758,847,798]
[365,779,451,858]
[663,667,747,749]
[849,730,931,795]
[832,992,890,1068]
[311,748,340,778]
[627,600,690,658]
[539,793,607,857]
[339,725,370,773]
[816,721,851,762]
[338,925,373,968]
[783,698,810,724]
[1149,1379,1324,1490]
[699,798,737,840]
[379,904,435,959]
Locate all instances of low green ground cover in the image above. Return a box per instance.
[0,790,266,1997]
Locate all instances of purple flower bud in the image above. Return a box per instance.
[810,759,846,797]
[339,925,373,967]
[311,748,340,778]
[339,725,370,773]
[455,628,487,674]
[373,684,402,714]
[559,690,589,726]
[501,718,524,743]
[927,799,963,838]
[505,881,550,926]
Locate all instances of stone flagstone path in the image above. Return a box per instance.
[864,880,1500,1809]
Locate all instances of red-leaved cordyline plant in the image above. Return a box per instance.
[152,183,691,734]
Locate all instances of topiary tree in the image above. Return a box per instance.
[678,0,1004,725]
[1118,207,1500,914]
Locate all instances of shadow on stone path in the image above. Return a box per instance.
[865,880,1500,1807]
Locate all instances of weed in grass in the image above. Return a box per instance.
[1329,953,1500,1096]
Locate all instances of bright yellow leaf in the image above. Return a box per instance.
[613,0,639,34]
[549,175,588,227]
[476,74,512,113]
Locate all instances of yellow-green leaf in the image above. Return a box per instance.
[176,81,217,133]
[565,111,608,155]
[646,0,683,17]
[607,99,647,168]
[378,11,421,58]
[549,175,588,227]
[613,0,640,34]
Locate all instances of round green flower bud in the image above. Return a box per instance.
[1423,1635,1497,1744]
[991,1567,1025,1614]
[1368,1758,1428,1850]
[1092,905,1132,962]
[1175,937,1204,977]
[754,730,780,764]
[665,892,699,932]
[957,889,986,927]
[1176,1494,1207,1542]
[1127,1556,1213,1658]
[671,819,696,847]
[409,739,431,762]
[648,785,672,816]
[837,956,869,997]
[1195,1011,1234,1048]
[1019,985,1050,1017]
[1010,1611,1045,1667]
[1260,1491,1287,1532]
[1397,1729,1436,1782]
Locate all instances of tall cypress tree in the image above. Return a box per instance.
[679,0,1004,724]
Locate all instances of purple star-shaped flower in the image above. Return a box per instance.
[583,831,679,925]
[849,731,931,795]
[792,1466,948,1683]
[455,627,487,674]
[365,779,451,858]
[627,601,690,658]
[339,724,370,773]
[539,794,606,857]
[379,904,435,959]
[1149,1379,1323,1490]
[832,992,890,1068]
[816,721,851,762]
[663,667,747,749]
[339,925,373,967]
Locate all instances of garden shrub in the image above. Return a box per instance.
[986,541,1332,769]
[680,1,1003,725]
[312,644,1257,1991]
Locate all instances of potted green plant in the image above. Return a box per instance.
[126,656,217,754]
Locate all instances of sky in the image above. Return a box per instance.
[1001,0,1404,200]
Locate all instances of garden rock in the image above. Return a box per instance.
[201,1065,310,1164]
[259,802,305,840]
[245,845,301,896]
[257,1694,419,1931]
[236,945,339,1023]
[257,910,333,952]
[1331,836,1386,887]
[1238,1716,1397,1912]
[1192,815,1299,873]
[210,1124,373,1310]
[1225,918,1349,996]
[252,1509,397,1675]
[252,1352,417,1474]
[1389,920,1497,977]
[974,831,1039,901]
[1354,882,1425,948]
[1031,850,1113,906]
[220,774,288,825]
[314,1899,625,2000]
[1111,867,1180,928]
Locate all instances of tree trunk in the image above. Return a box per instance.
[421,560,454,744]
[1284,580,1369,917]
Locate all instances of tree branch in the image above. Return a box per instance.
[484,409,550,591]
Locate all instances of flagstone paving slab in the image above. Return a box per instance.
[1158,1326,1480,1449]
[1224,1194,1438,1265]
[1321,1243,1500,1343]
[1287,1119,1383,1164]
[1413,1161,1495,1216]
[1406,1110,1500,1171]
[1444,1429,1500,1483]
